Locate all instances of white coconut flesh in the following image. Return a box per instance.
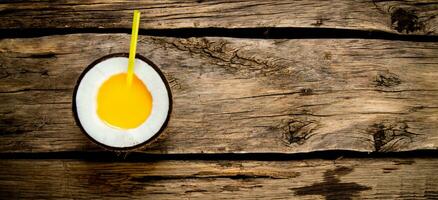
[75,56,170,148]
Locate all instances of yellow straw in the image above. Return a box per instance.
[127,10,141,86]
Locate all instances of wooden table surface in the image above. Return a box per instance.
[1,1,438,199]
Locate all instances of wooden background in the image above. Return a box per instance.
[0,0,437,199]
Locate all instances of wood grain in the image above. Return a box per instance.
[0,0,437,35]
[0,34,438,153]
[0,158,437,199]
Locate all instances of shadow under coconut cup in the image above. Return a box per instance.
[73,53,172,151]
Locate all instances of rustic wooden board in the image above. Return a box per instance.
[0,0,437,35]
[0,34,438,153]
[2,3,436,199]
[0,158,437,199]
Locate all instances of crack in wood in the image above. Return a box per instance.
[393,160,415,165]
[28,52,57,59]
[299,88,314,96]
[130,173,293,182]
[151,37,291,77]
[184,189,208,193]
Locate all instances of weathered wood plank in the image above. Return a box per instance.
[0,34,438,153]
[0,0,437,35]
[0,158,437,199]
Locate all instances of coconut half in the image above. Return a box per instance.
[73,53,172,150]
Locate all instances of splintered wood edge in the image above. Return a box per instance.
[0,0,437,35]
[0,34,438,153]
[0,158,437,199]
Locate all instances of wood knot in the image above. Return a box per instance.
[282,120,317,145]
[375,71,401,87]
[391,8,424,33]
[371,122,420,152]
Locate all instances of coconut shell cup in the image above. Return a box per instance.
[72,53,173,152]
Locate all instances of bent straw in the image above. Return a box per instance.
[127,10,141,86]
